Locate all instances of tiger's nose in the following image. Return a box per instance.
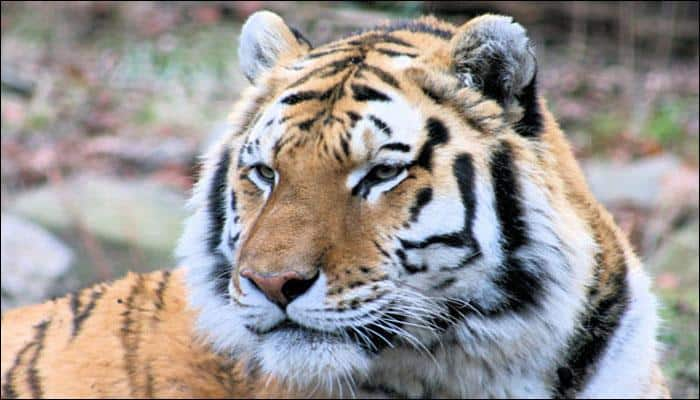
[240,269,319,308]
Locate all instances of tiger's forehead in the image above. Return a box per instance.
[238,83,425,171]
[236,26,459,170]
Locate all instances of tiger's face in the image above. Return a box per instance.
[178,11,592,393]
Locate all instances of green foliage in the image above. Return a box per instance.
[658,297,700,398]
[133,101,157,125]
[585,111,627,151]
[25,113,50,130]
[645,100,687,145]
[590,112,626,138]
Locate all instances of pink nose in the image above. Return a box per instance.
[240,270,318,307]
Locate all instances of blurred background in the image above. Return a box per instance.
[1,1,697,396]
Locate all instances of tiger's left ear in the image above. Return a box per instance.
[451,14,536,108]
[239,11,312,83]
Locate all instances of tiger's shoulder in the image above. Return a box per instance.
[0,269,293,398]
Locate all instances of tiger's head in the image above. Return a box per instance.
[177,11,595,394]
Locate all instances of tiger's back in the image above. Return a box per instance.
[1,269,294,398]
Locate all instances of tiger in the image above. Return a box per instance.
[1,11,670,398]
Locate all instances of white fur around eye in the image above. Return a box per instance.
[366,168,408,203]
[247,167,276,196]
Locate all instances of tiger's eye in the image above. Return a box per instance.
[375,165,400,180]
[255,165,275,182]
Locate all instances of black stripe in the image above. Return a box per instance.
[289,26,312,49]
[394,246,427,273]
[120,275,146,396]
[409,187,433,223]
[368,115,392,136]
[230,188,237,214]
[298,118,316,131]
[1,367,20,398]
[280,86,336,105]
[207,150,230,253]
[395,249,407,261]
[69,291,80,323]
[491,258,544,314]
[288,55,362,89]
[281,91,322,105]
[400,232,467,250]
[553,230,630,397]
[420,84,444,104]
[491,142,527,252]
[273,136,295,159]
[2,337,34,399]
[378,142,410,153]
[70,288,103,339]
[488,142,543,314]
[352,84,390,102]
[347,33,413,48]
[347,111,362,126]
[154,270,171,311]
[432,277,457,291]
[228,232,240,249]
[211,253,232,300]
[144,364,155,398]
[513,75,543,138]
[340,138,350,156]
[373,240,390,258]
[415,117,449,171]
[26,319,51,399]
[453,153,481,256]
[364,65,400,88]
[306,47,354,59]
[296,110,325,131]
[1,318,53,399]
[333,148,344,163]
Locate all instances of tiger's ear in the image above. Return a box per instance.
[238,11,312,83]
[450,14,536,107]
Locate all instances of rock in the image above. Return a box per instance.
[10,174,188,253]
[582,155,683,209]
[1,213,76,310]
[85,136,198,170]
[9,174,189,285]
[1,64,36,98]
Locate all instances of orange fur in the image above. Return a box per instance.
[1,270,299,398]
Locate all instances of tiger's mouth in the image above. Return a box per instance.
[255,319,332,338]
[251,315,403,354]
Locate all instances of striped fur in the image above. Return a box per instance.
[2,12,668,398]
[1,270,296,398]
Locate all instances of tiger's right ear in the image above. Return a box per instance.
[238,11,312,83]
